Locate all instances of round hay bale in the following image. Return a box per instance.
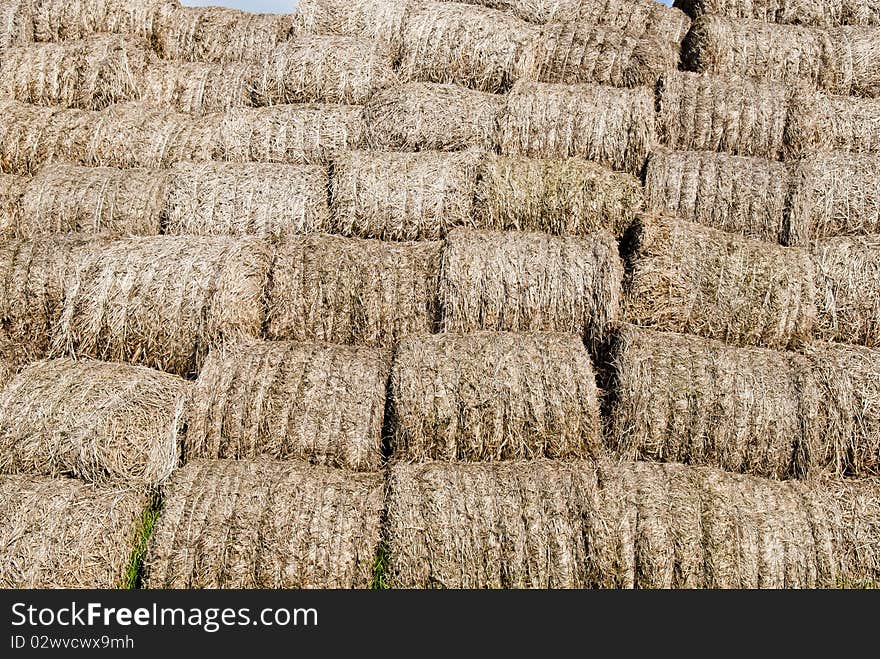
[18,162,167,237]
[390,331,602,461]
[153,4,295,63]
[623,214,817,350]
[0,101,62,173]
[673,0,850,26]
[474,153,644,237]
[786,91,880,156]
[141,60,261,116]
[186,341,388,471]
[164,161,330,239]
[788,153,880,239]
[497,81,656,176]
[217,104,363,165]
[293,0,415,56]
[51,235,272,377]
[142,459,384,589]
[32,0,174,41]
[0,0,34,47]
[643,148,795,244]
[266,234,442,348]
[608,324,814,479]
[0,172,27,237]
[526,21,679,88]
[398,2,538,93]
[330,149,481,241]
[440,228,623,347]
[363,81,504,151]
[656,70,790,159]
[0,357,184,486]
[0,474,149,588]
[811,236,880,347]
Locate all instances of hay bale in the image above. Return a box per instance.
[186,341,388,471]
[0,474,148,588]
[153,4,295,63]
[527,22,679,88]
[0,172,26,237]
[31,0,173,41]
[440,228,622,347]
[398,2,538,93]
[657,70,790,159]
[623,214,816,349]
[141,60,261,116]
[330,149,480,241]
[0,101,65,173]
[293,0,414,55]
[18,163,166,237]
[496,81,655,176]
[811,236,880,347]
[258,36,397,105]
[0,357,184,486]
[390,331,601,461]
[364,82,504,151]
[608,324,814,479]
[217,104,363,165]
[643,148,795,244]
[0,35,150,110]
[674,0,880,27]
[474,154,644,237]
[786,91,880,155]
[0,0,34,47]
[387,459,880,588]
[142,459,384,588]
[788,153,880,239]
[51,235,271,377]
[267,235,442,348]
[164,162,330,239]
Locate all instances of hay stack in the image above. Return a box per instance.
[267,235,442,348]
[153,4,295,63]
[142,459,384,589]
[0,0,34,47]
[330,149,481,241]
[657,71,790,159]
[18,163,166,237]
[164,162,330,239]
[217,104,363,165]
[788,153,880,239]
[390,331,601,461]
[643,148,794,244]
[0,358,184,486]
[398,3,538,93]
[0,101,68,173]
[497,81,655,176]
[186,341,388,471]
[674,0,880,27]
[0,173,26,236]
[293,0,414,55]
[0,36,150,110]
[624,215,816,350]
[364,82,504,151]
[440,228,622,346]
[811,236,880,347]
[51,236,271,377]
[0,475,148,588]
[387,459,880,588]
[141,60,260,116]
[527,22,679,88]
[787,92,880,156]
[31,0,173,41]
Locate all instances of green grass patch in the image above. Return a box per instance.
[122,494,163,590]
[372,541,390,590]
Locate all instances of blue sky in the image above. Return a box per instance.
[182,0,674,13]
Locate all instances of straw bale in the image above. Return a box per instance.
[0,101,68,173]
[31,0,173,41]
[673,0,880,27]
[293,0,414,55]
[787,92,880,156]
[141,60,260,115]
[0,0,34,47]
[142,459,384,589]
[0,172,26,237]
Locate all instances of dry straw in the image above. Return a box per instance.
[497,81,656,176]
[0,475,148,588]
[19,163,167,237]
[643,148,794,244]
[656,71,790,159]
[398,2,538,93]
[330,149,481,241]
[674,0,880,26]
[153,4,295,63]
[267,235,442,348]
[51,235,271,377]
[527,22,679,88]
[440,228,622,347]
[474,154,644,237]
[624,214,816,350]
[386,459,880,588]
[390,331,602,461]
[0,101,77,173]
[164,161,330,239]
[787,92,880,156]
[186,340,388,471]
[0,357,184,486]
[141,60,261,115]
[258,36,397,105]
[788,153,880,239]
[811,236,880,347]
[31,0,174,41]
[0,173,26,237]
[292,0,414,55]
[364,82,504,151]
[142,459,384,589]
[0,0,34,47]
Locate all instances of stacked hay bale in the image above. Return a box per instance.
[0,173,27,236]
[0,0,34,48]
[787,92,880,155]
[674,0,880,27]
[293,0,415,56]
[140,60,261,116]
